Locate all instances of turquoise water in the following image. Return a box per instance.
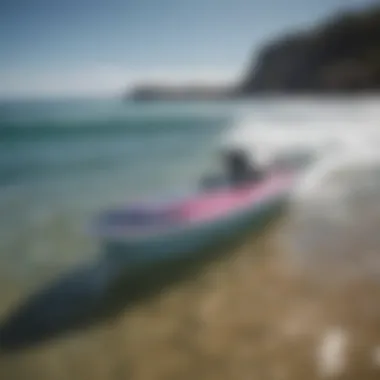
[2,96,380,287]
[2,96,380,357]
[0,98,236,283]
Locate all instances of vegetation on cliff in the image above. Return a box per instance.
[128,5,380,100]
[240,5,380,93]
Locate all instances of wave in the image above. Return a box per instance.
[0,114,230,142]
[220,102,380,284]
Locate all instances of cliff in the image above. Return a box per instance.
[128,84,235,101]
[240,5,380,93]
[128,5,380,100]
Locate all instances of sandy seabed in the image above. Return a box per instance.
[0,215,380,380]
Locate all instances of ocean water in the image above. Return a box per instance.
[0,99,235,284]
[1,96,380,288]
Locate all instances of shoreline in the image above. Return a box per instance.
[1,214,380,379]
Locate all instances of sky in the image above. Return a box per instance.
[0,0,377,99]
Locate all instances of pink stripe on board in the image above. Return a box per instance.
[99,173,293,238]
[178,174,291,222]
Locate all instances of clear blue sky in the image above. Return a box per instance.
[0,0,376,98]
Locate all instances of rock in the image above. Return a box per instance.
[240,5,380,94]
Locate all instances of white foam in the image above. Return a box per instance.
[222,99,380,281]
[221,99,380,217]
[317,327,348,378]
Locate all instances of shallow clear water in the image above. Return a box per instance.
[1,96,380,286]
[0,99,237,282]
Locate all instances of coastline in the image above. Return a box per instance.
[127,4,380,102]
